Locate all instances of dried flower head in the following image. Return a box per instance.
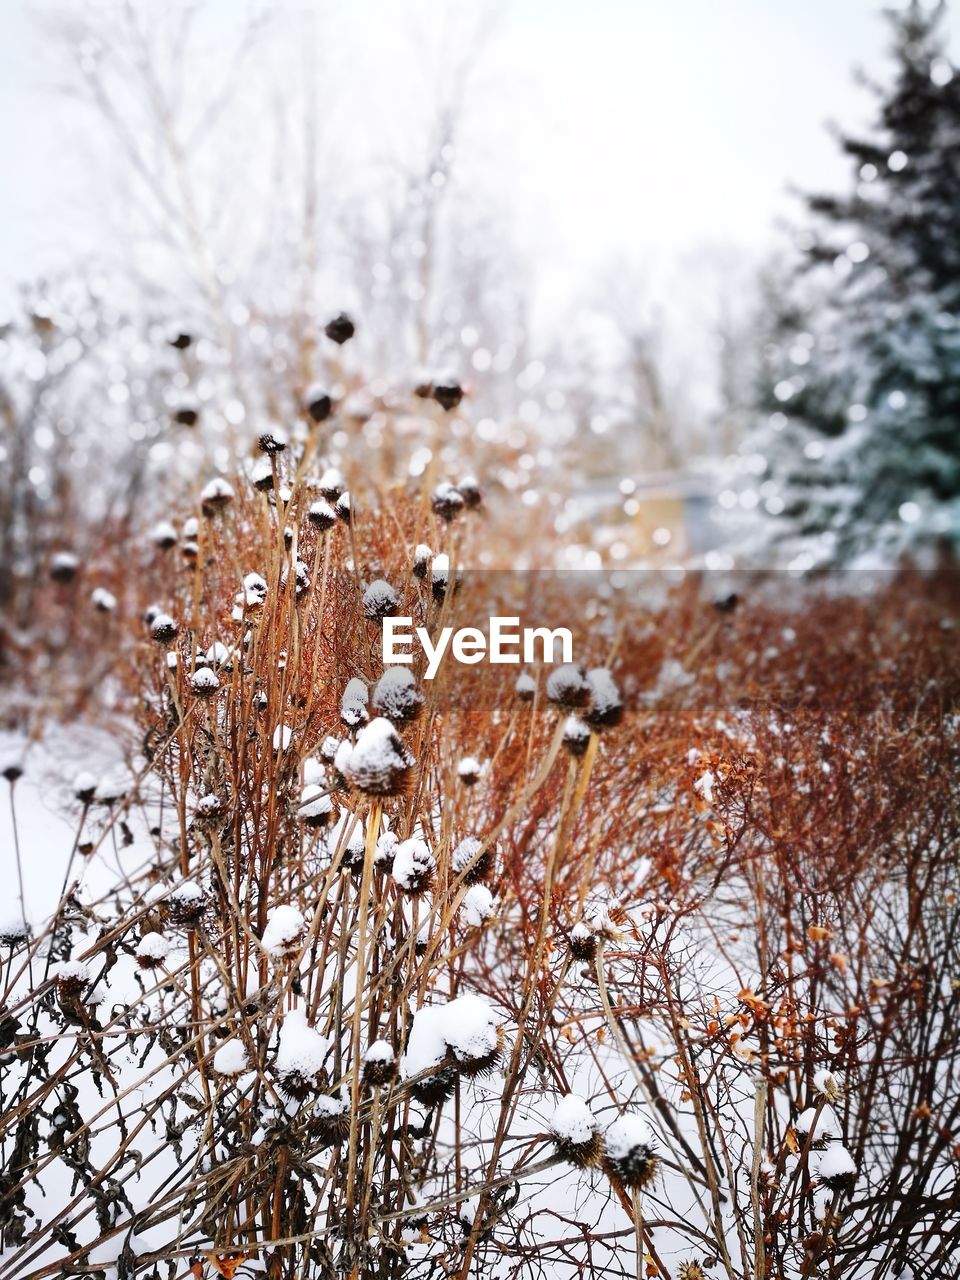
[200,477,235,516]
[307,499,336,531]
[50,551,81,583]
[324,312,355,345]
[452,836,494,885]
[432,382,464,412]
[258,427,288,455]
[431,482,465,523]
[546,663,590,710]
[372,667,424,724]
[305,385,333,423]
[336,718,415,797]
[362,579,399,621]
[412,543,432,580]
[190,666,220,698]
[562,715,592,757]
[603,1114,659,1190]
[585,667,624,729]
[551,1094,602,1168]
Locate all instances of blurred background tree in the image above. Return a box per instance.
[735,0,960,567]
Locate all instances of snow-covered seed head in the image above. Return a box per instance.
[55,960,91,1001]
[150,613,178,644]
[372,667,424,725]
[0,915,30,947]
[546,663,590,710]
[431,552,453,602]
[200,477,234,516]
[275,1009,330,1101]
[74,772,98,804]
[308,1094,350,1146]
[251,459,274,492]
[568,921,598,962]
[603,1114,659,1190]
[374,829,399,869]
[585,667,624,729]
[457,475,482,509]
[135,933,170,971]
[257,427,288,455]
[150,520,178,550]
[195,793,225,827]
[363,1040,397,1087]
[320,734,343,763]
[324,312,355,345]
[340,677,369,728]
[457,756,483,787]
[816,1143,857,1194]
[307,499,336,531]
[362,579,399,621]
[515,672,536,702]
[2,763,23,784]
[190,666,220,698]
[317,466,345,501]
[338,717,415,797]
[550,1094,602,1168]
[443,994,502,1079]
[261,905,306,959]
[432,381,463,412]
[50,551,80,583]
[212,1040,248,1079]
[431,481,465,523]
[412,543,432,580]
[173,403,199,426]
[411,1064,458,1107]
[334,491,352,524]
[91,586,117,614]
[299,784,333,829]
[165,880,208,927]
[181,540,199,561]
[391,837,435,894]
[452,836,494,885]
[305,386,332,423]
[562,715,592,758]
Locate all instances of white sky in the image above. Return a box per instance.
[1,0,959,316]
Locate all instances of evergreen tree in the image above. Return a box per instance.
[738,1,960,567]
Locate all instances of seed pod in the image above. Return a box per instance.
[190,666,220,698]
[258,428,288,455]
[334,492,352,524]
[551,1094,602,1168]
[305,386,332,423]
[412,543,432,580]
[169,331,192,350]
[363,1040,397,1088]
[562,715,591,757]
[362,579,399,621]
[307,500,336,531]
[252,460,274,492]
[457,756,483,786]
[151,521,178,550]
[585,667,623,729]
[200,477,234,516]
[372,667,424,725]
[50,551,80,583]
[457,475,482,508]
[452,836,493,885]
[431,481,465,523]
[515,672,536,701]
[603,1115,659,1190]
[150,613,178,644]
[317,467,345,501]
[546,663,590,710]
[432,382,463,412]
[173,405,199,427]
[337,718,414,797]
[324,312,355,345]
[568,921,597,962]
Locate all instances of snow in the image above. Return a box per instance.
[586,667,622,720]
[365,1040,396,1065]
[461,883,495,926]
[299,784,332,823]
[604,1113,655,1160]
[401,995,499,1077]
[261,905,306,956]
[205,640,232,667]
[150,520,177,547]
[362,578,399,619]
[135,934,170,965]
[190,666,219,695]
[275,1008,330,1079]
[813,1068,843,1100]
[200,476,234,505]
[55,959,91,985]
[457,756,483,781]
[816,1143,857,1183]
[308,499,336,528]
[551,1094,599,1145]
[796,1104,840,1140]
[91,586,117,612]
[213,1039,249,1076]
[242,572,268,606]
[273,723,293,752]
[515,672,536,698]
[694,771,715,803]
[546,663,588,706]
[338,717,414,795]
[373,666,424,720]
[341,677,369,726]
[318,466,345,498]
[452,836,483,876]
[391,838,434,891]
